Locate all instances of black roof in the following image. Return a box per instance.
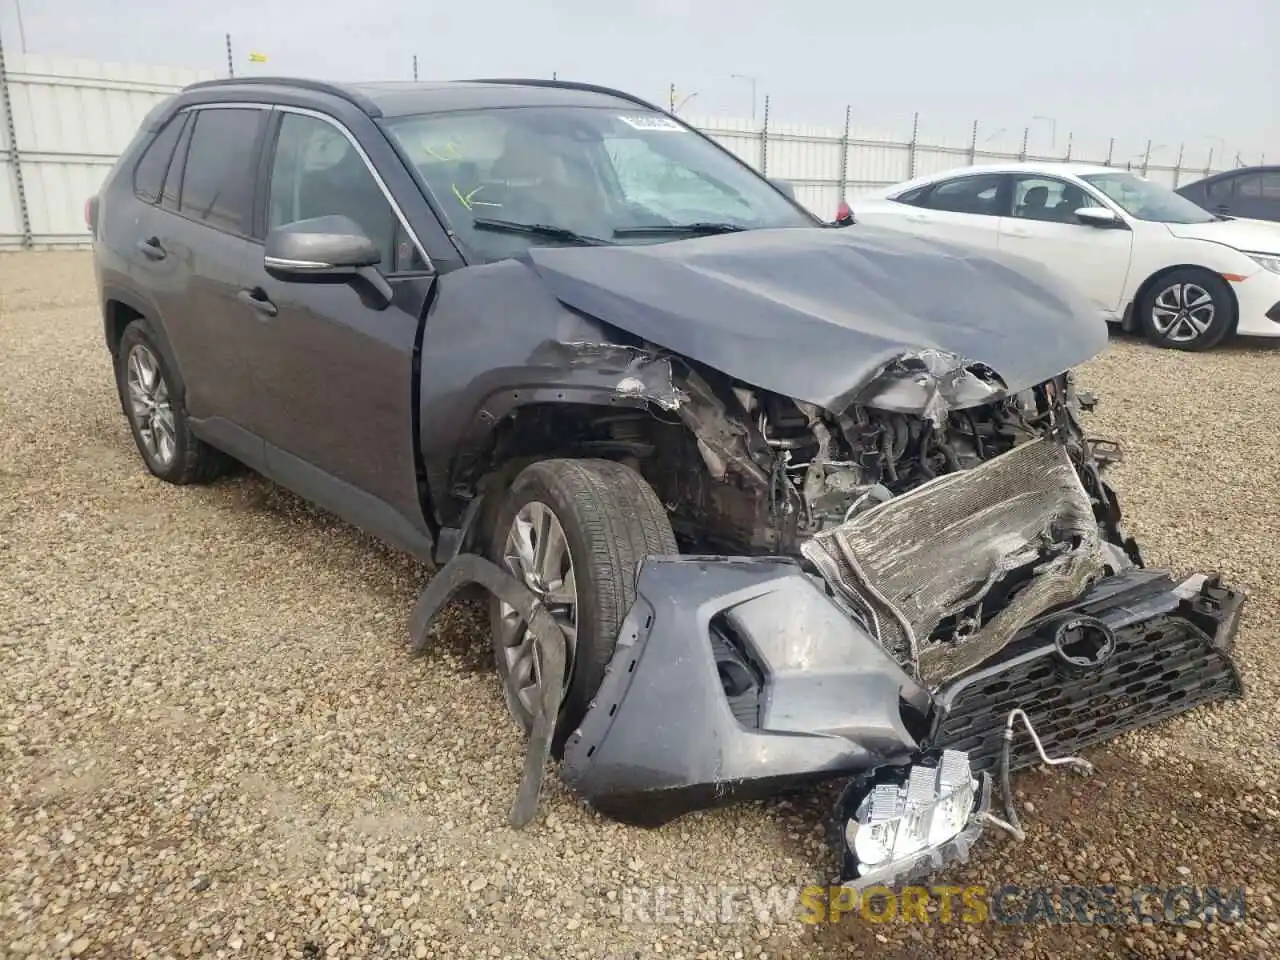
[1178,164,1280,187]
[179,76,661,119]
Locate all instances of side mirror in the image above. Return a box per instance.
[265,215,381,275]
[264,215,393,307]
[770,178,797,201]
[1074,207,1124,229]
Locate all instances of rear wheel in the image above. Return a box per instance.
[1138,268,1235,351]
[115,319,229,484]
[486,458,677,754]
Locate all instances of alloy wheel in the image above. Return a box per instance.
[1151,282,1215,344]
[126,343,177,468]
[497,500,579,719]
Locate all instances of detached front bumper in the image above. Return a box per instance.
[561,558,1244,828]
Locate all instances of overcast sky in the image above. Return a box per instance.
[4,0,1276,166]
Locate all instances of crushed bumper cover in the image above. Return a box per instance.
[561,558,1244,828]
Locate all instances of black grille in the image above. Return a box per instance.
[930,614,1243,776]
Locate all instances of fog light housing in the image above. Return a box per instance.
[838,749,992,889]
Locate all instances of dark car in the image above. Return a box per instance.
[89,76,1244,888]
[1176,165,1280,223]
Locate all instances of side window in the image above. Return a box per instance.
[267,112,426,272]
[160,112,194,211]
[921,175,1005,216]
[1011,176,1101,223]
[178,107,264,236]
[132,114,188,204]
[892,184,930,206]
[1238,173,1280,200]
[1205,177,1235,202]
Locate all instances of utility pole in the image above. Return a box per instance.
[412,55,418,81]
[225,33,235,78]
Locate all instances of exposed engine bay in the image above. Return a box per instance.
[609,352,1128,554]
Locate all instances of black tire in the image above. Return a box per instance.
[115,319,229,485]
[1138,268,1236,351]
[486,458,677,754]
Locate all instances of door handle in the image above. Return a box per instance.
[136,237,166,261]
[237,288,278,318]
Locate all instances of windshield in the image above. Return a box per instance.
[1080,171,1217,224]
[383,105,814,258]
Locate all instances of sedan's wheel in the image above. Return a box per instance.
[487,458,677,755]
[115,319,229,484]
[1139,268,1235,351]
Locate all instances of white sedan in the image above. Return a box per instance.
[851,162,1280,350]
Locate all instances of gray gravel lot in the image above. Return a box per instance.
[1,251,1277,959]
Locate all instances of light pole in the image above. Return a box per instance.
[730,73,758,122]
[13,0,28,53]
[673,91,699,113]
[1031,115,1056,149]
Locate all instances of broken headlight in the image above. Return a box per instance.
[840,749,991,889]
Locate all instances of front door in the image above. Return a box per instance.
[997,175,1134,317]
[242,108,437,555]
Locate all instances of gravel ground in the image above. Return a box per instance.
[1,250,1277,960]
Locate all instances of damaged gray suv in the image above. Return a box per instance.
[90,76,1245,888]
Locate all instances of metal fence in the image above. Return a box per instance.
[0,48,1251,249]
[0,51,217,248]
[685,100,1252,219]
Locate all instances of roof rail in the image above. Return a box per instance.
[180,76,382,117]
[460,78,669,116]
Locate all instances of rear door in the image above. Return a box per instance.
[893,172,1007,250]
[238,107,437,555]
[997,174,1133,316]
[131,104,270,462]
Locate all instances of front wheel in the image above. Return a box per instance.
[1138,268,1235,351]
[486,458,677,755]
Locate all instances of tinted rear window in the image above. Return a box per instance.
[178,108,265,236]
[132,114,187,204]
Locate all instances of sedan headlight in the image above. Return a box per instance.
[1244,252,1280,275]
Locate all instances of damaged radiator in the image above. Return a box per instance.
[802,438,1106,689]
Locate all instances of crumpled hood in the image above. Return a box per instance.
[1164,218,1280,253]
[525,225,1109,412]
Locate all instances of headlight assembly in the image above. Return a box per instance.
[1243,252,1280,275]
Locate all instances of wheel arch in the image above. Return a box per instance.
[101,285,188,396]
[436,393,683,565]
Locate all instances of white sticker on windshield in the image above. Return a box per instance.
[618,114,685,132]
